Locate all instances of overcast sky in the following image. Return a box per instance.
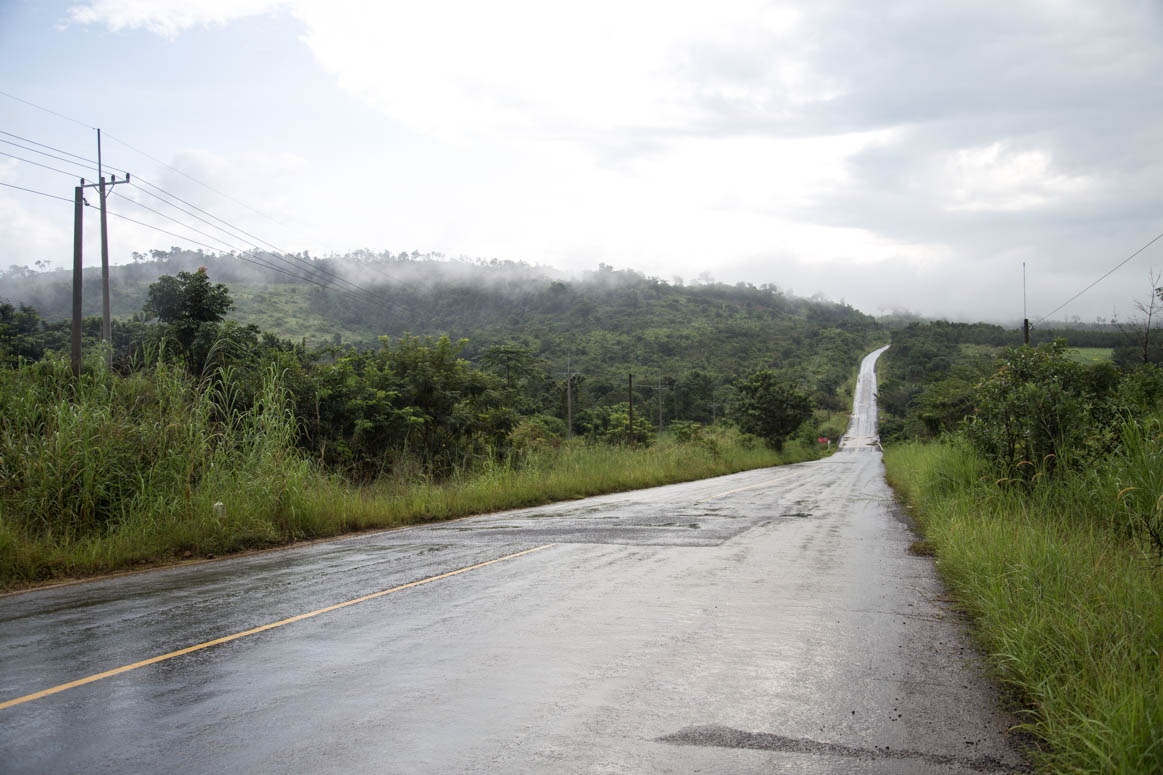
[2,0,1162,323]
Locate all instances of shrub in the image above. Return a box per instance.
[509,414,566,450]
[731,369,812,450]
[577,402,655,445]
[962,340,1122,477]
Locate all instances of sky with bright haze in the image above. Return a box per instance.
[2,0,1162,323]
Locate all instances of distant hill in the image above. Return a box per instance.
[2,248,887,409]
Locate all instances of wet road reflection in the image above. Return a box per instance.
[0,347,1025,773]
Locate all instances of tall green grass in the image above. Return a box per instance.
[0,354,811,588]
[0,353,317,583]
[885,434,1163,774]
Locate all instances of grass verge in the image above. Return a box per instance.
[0,355,811,589]
[884,440,1163,774]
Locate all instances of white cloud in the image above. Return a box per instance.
[56,0,1163,321]
[68,0,839,143]
[0,195,72,270]
[67,0,286,38]
[107,148,323,256]
[294,1,712,140]
[941,142,1096,213]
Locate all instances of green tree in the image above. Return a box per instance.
[672,369,716,422]
[0,301,45,362]
[912,365,983,436]
[143,268,233,354]
[478,343,537,387]
[732,369,812,450]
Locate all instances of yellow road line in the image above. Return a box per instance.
[0,543,556,712]
[698,471,803,502]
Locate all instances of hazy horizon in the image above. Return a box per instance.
[4,247,1135,331]
[3,1,1162,325]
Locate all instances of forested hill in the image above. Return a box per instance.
[2,249,881,410]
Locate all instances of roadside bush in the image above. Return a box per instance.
[668,420,720,457]
[962,340,1123,477]
[291,335,517,479]
[577,402,655,445]
[1117,363,1163,410]
[509,414,566,450]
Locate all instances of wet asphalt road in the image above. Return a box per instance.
[0,347,1026,773]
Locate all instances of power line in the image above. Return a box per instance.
[132,178,278,249]
[110,192,241,252]
[1035,229,1163,325]
[0,130,98,163]
[0,130,358,298]
[0,180,73,202]
[0,129,118,169]
[112,186,390,307]
[0,137,99,174]
[0,124,382,305]
[104,201,337,293]
[102,131,302,234]
[0,129,368,297]
[0,104,394,308]
[98,200,378,309]
[0,89,92,129]
[0,90,314,242]
[100,203,377,308]
[0,149,86,178]
[125,178,374,298]
[93,205,224,254]
[8,130,378,300]
[0,131,382,307]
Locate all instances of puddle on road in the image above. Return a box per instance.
[511,504,613,520]
[432,525,515,531]
[657,725,1008,772]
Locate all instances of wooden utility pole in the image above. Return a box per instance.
[628,373,633,444]
[709,401,722,423]
[650,376,669,431]
[95,129,130,368]
[1023,261,1030,345]
[71,180,84,378]
[558,355,580,441]
[70,159,130,376]
[98,129,111,366]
